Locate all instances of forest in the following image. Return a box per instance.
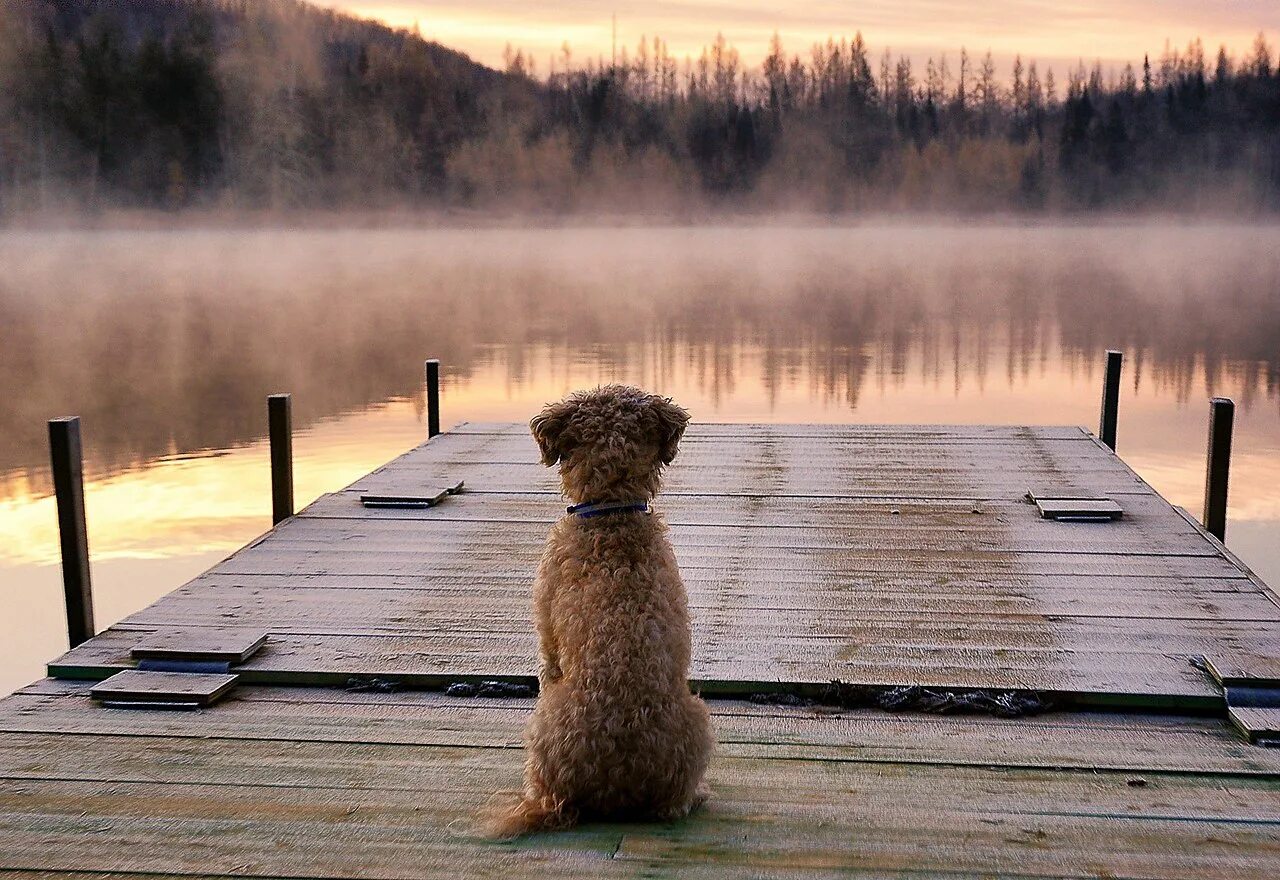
[1,0,1278,214]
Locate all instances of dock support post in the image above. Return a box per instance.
[48,417,95,648]
[425,359,441,438]
[1099,350,1123,451]
[1203,397,1234,542]
[268,394,294,525]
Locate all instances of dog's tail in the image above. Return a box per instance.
[480,790,575,838]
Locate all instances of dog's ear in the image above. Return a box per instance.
[649,396,690,465]
[530,398,576,467]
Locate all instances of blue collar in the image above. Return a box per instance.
[567,500,650,519]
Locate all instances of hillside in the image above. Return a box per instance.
[0,0,1277,214]
[0,0,539,211]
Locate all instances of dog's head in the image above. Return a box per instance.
[530,385,690,503]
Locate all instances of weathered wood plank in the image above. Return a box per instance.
[211,544,1239,579]
[112,587,1280,645]
[134,578,1280,624]
[1207,653,1280,688]
[89,671,239,706]
[346,425,1153,502]
[1230,707,1280,745]
[449,422,1094,439]
[6,683,1280,776]
[3,774,1274,880]
[300,491,1186,527]
[1,685,1279,880]
[47,626,1240,705]
[132,628,268,664]
[349,465,1150,500]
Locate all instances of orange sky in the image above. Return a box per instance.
[313,1,1278,74]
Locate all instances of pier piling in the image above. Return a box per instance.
[47,417,95,648]
[1099,350,1123,451]
[1203,397,1234,542]
[425,359,441,438]
[268,394,294,525]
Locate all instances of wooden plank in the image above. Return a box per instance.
[48,626,1236,706]
[5,772,1275,880]
[210,545,1248,579]
[132,628,268,664]
[112,586,1280,646]
[1,686,1279,879]
[7,682,1280,776]
[134,577,1280,622]
[450,421,1094,439]
[360,480,464,509]
[1034,498,1124,521]
[1230,707,1280,745]
[349,462,1151,499]
[303,491,1180,527]
[1206,653,1280,688]
[263,498,1220,552]
[171,568,1260,597]
[347,427,1154,502]
[89,671,238,706]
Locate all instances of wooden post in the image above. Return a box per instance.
[1203,397,1234,542]
[425,359,441,438]
[1098,349,1123,451]
[48,417,95,648]
[268,394,294,525]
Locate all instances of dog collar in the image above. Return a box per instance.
[567,500,650,519]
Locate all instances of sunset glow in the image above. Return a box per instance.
[314,1,1280,73]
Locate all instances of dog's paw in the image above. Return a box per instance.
[691,784,711,812]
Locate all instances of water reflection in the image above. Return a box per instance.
[1,225,1278,695]
[2,225,1277,489]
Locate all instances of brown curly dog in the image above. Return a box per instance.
[485,385,715,836]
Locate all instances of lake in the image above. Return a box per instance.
[2,223,1278,696]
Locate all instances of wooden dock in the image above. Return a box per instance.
[3,422,1280,877]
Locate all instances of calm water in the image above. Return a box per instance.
[2,223,1279,696]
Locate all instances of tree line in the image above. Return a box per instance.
[1,0,1278,214]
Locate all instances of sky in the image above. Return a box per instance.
[312,1,1279,76]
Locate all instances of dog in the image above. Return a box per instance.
[485,385,715,836]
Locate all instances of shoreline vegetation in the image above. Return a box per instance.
[1,0,1278,217]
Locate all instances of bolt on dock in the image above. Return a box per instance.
[2,370,1279,876]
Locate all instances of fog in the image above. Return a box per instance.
[2,222,1278,491]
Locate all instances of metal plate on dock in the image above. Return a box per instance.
[360,480,464,508]
[89,670,239,706]
[1027,489,1123,521]
[132,628,268,664]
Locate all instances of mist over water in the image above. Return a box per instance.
[2,222,1279,694]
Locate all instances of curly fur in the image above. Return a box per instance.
[484,385,715,837]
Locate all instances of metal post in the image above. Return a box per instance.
[425,359,441,438]
[48,417,95,647]
[1203,397,1234,542]
[1099,349,1123,451]
[268,394,294,525]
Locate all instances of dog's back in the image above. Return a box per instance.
[528,513,711,817]
[486,386,714,836]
